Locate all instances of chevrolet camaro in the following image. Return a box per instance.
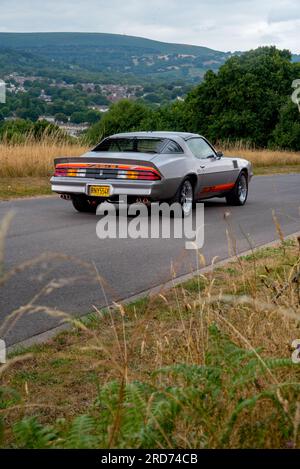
[51,131,253,215]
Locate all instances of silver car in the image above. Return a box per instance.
[51,131,253,215]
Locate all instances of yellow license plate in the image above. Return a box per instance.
[89,185,111,197]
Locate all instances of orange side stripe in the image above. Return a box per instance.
[201,182,235,193]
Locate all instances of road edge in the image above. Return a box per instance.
[8,229,300,354]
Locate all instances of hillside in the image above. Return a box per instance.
[0,32,232,82]
[0,33,299,84]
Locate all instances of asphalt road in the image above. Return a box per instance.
[0,174,300,346]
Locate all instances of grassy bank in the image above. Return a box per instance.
[1,236,300,448]
[0,177,52,198]
[0,142,299,199]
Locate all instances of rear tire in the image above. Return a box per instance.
[72,195,96,213]
[226,172,248,206]
[170,178,194,216]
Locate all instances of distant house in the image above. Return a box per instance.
[39,90,52,102]
[88,105,109,113]
[57,123,89,138]
[38,116,55,123]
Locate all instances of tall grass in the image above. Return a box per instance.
[0,135,299,179]
[224,147,300,168]
[0,133,87,178]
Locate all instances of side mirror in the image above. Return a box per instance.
[216,151,223,159]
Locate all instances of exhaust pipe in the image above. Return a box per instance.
[136,197,150,205]
[60,194,71,200]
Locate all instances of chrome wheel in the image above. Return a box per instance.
[237,174,248,204]
[180,180,193,215]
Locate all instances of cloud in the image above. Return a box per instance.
[268,0,300,23]
[0,0,299,53]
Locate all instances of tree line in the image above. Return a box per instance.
[1,47,299,150]
[87,47,300,151]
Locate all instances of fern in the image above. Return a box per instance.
[13,417,56,449]
[221,390,291,446]
[6,324,300,448]
[65,415,98,449]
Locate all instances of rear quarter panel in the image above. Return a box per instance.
[152,153,196,199]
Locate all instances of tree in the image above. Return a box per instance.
[270,100,300,150]
[0,119,33,143]
[143,93,161,104]
[32,120,63,139]
[0,119,66,143]
[90,94,109,105]
[140,101,186,131]
[184,47,296,146]
[85,110,102,124]
[70,111,88,124]
[55,113,68,123]
[86,100,152,144]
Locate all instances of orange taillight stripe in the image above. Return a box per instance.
[56,163,161,178]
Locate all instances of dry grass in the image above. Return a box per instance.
[0,141,87,178]
[223,147,300,168]
[0,139,299,181]
[1,144,299,199]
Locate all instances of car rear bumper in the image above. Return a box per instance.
[50,176,168,200]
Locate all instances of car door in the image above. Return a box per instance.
[186,137,236,199]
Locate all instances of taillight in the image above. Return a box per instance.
[54,164,161,180]
[118,169,160,180]
[54,168,86,177]
[54,168,67,177]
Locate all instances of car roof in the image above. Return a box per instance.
[109,131,202,141]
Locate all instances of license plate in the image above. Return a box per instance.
[89,185,111,197]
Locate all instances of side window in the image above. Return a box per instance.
[186,138,215,159]
[163,140,183,154]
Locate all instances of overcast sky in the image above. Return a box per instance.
[0,0,299,53]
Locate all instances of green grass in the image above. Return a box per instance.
[0,177,52,199]
[254,165,300,176]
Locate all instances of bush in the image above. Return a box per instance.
[270,100,300,150]
[0,119,69,144]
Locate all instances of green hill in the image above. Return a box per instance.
[0,32,232,82]
[0,32,298,84]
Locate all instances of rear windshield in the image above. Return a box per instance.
[93,138,165,154]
